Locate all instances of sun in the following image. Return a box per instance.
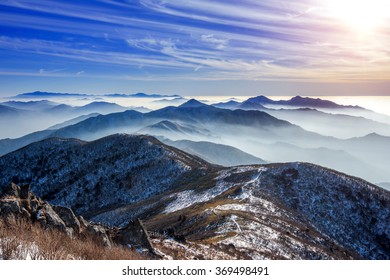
[327,0,389,32]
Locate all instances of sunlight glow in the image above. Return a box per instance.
[327,0,389,32]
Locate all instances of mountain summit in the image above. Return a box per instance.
[178,99,209,108]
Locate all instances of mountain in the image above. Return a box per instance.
[334,133,390,173]
[0,102,291,155]
[13,91,90,99]
[138,120,213,140]
[124,93,181,98]
[152,97,187,105]
[162,138,267,166]
[138,163,390,260]
[246,95,361,109]
[178,99,210,108]
[45,102,129,116]
[0,129,55,156]
[245,95,276,105]
[237,100,267,110]
[211,100,240,109]
[0,104,25,115]
[1,101,389,185]
[47,113,101,130]
[247,141,388,184]
[74,101,128,115]
[0,100,134,139]
[1,100,59,111]
[264,108,390,138]
[44,104,74,114]
[284,96,354,108]
[0,110,146,155]
[0,105,40,139]
[49,110,146,140]
[12,91,181,99]
[247,95,390,125]
[149,101,290,128]
[0,134,212,215]
[0,135,388,259]
[212,98,390,138]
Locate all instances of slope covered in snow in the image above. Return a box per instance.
[0,134,212,215]
[0,134,389,259]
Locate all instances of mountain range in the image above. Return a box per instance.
[0,100,147,139]
[1,92,389,260]
[1,98,389,186]
[0,134,388,259]
[11,91,181,99]
[213,96,390,137]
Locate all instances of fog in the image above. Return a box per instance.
[0,94,389,189]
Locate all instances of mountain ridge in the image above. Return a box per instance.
[0,134,389,259]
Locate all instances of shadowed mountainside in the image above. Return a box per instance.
[0,134,389,259]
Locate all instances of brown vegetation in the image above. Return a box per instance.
[0,216,144,260]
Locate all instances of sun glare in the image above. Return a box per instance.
[327,0,389,32]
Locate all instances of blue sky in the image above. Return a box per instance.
[0,0,390,96]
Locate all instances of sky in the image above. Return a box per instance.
[0,0,390,96]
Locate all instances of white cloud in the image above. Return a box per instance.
[200,34,228,49]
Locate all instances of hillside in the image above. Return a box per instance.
[0,134,389,259]
[92,161,390,260]
[0,183,143,260]
[0,134,212,215]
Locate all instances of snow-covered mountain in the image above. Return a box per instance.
[0,134,212,215]
[141,163,390,260]
[0,134,388,259]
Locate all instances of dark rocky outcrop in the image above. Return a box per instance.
[0,183,112,246]
[0,183,159,256]
[52,205,81,233]
[113,219,155,254]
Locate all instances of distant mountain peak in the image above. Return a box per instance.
[178,99,209,108]
[14,91,89,98]
[148,120,182,132]
[211,100,240,109]
[247,95,275,104]
[361,132,388,140]
[239,100,267,110]
[128,92,181,98]
[287,96,343,108]
[242,95,364,110]
[13,91,181,100]
[81,101,125,108]
[290,95,304,100]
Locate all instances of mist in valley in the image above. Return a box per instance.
[1,93,389,190]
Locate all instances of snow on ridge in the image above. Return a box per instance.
[164,166,267,214]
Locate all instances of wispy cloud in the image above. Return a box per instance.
[0,0,389,83]
[200,34,228,50]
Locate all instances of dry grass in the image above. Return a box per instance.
[0,216,144,260]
